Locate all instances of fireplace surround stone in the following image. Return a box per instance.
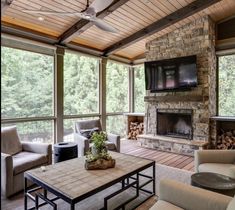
[137,16,216,155]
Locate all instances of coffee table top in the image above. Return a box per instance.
[25,152,154,201]
[191,172,235,190]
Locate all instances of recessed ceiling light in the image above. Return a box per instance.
[38,16,44,21]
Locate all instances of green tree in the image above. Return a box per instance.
[134,65,145,113]
[219,55,235,116]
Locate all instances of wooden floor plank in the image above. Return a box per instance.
[120,140,194,172]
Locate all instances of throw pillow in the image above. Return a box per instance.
[80,127,100,139]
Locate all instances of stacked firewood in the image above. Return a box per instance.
[217,129,235,149]
[128,122,144,140]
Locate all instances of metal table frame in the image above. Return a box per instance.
[24,161,155,210]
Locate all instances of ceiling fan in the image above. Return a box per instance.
[22,0,118,33]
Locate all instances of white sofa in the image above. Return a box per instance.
[194,150,235,178]
[150,179,235,210]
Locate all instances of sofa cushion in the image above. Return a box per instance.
[13,152,48,175]
[150,200,184,210]
[199,163,235,178]
[227,196,235,210]
[1,126,22,155]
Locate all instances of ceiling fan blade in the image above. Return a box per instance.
[22,10,84,17]
[89,0,114,13]
[92,18,118,33]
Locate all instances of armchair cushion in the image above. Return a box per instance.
[159,179,232,210]
[13,152,48,175]
[150,200,184,210]
[1,126,22,155]
[198,163,235,179]
[227,196,235,210]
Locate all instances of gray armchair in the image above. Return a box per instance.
[194,150,235,179]
[150,179,234,210]
[74,119,120,156]
[1,126,52,197]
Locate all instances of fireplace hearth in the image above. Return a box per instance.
[157,109,193,140]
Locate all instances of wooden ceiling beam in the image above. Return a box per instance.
[58,0,129,44]
[103,0,221,56]
[1,0,13,16]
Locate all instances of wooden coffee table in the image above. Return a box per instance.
[191,172,235,196]
[24,152,155,210]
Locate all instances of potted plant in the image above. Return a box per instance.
[85,131,115,170]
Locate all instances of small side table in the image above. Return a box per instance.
[191,172,235,197]
[54,142,78,163]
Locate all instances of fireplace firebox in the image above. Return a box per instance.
[157,109,193,140]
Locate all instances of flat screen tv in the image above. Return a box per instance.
[145,55,197,92]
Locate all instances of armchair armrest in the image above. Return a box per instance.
[195,150,235,172]
[1,153,13,197]
[107,133,120,152]
[159,179,232,210]
[74,133,89,157]
[22,142,52,164]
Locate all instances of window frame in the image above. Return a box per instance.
[63,49,101,130]
[1,39,144,143]
[216,51,235,116]
[1,44,56,143]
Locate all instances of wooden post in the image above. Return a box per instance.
[100,57,108,131]
[55,46,65,143]
[129,66,134,113]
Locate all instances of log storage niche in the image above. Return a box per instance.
[124,113,144,140]
[211,117,235,150]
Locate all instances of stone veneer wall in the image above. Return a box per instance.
[144,16,216,145]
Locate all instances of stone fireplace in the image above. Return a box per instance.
[137,16,216,156]
[157,109,193,140]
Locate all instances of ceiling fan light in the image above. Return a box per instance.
[38,16,44,21]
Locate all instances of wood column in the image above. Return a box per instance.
[129,66,134,113]
[55,46,65,143]
[100,57,108,131]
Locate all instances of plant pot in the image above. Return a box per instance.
[91,145,107,156]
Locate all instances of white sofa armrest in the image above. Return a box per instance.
[107,133,120,152]
[22,142,52,164]
[194,150,235,172]
[1,153,13,197]
[159,179,232,210]
[74,133,89,157]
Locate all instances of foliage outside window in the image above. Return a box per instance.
[1,46,54,118]
[106,61,129,113]
[218,54,235,116]
[64,52,99,115]
[106,61,129,137]
[134,65,145,113]
[106,115,126,137]
[1,46,54,144]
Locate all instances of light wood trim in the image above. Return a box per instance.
[1,0,13,16]
[100,57,108,130]
[54,46,65,143]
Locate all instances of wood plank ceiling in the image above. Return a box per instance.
[2,0,235,60]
